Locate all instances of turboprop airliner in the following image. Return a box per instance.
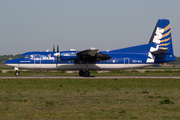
[4,19,176,76]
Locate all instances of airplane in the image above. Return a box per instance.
[4,19,176,76]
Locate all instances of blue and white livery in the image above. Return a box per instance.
[4,19,176,76]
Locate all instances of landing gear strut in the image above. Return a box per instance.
[14,67,19,76]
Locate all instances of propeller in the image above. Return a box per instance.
[57,45,59,53]
[56,45,59,67]
[53,45,60,67]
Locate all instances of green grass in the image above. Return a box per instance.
[1,70,180,76]
[1,78,180,119]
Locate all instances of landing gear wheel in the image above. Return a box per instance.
[85,71,90,77]
[79,70,90,77]
[79,70,84,76]
[15,70,19,76]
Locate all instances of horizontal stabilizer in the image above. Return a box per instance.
[151,49,168,54]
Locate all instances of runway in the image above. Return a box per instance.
[0,76,180,79]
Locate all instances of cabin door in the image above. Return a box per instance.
[124,58,129,68]
[34,54,41,69]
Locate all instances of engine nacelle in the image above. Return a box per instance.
[60,51,78,61]
[77,53,111,62]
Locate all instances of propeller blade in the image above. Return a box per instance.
[56,45,60,67]
[57,45,59,53]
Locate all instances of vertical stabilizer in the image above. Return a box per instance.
[147,19,176,63]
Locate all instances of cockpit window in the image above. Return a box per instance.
[21,55,25,58]
[25,55,29,58]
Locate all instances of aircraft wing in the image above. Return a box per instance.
[77,48,111,62]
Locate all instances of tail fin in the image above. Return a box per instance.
[147,19,176,63]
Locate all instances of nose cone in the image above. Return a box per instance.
[4,60,12,67]
[4,58,20,67]
[4,60,10,65]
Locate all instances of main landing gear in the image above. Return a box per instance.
[79,70,90,77]
[78,61,90,77]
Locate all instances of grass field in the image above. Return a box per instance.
[1,78,180,119]
[1,69,180,76]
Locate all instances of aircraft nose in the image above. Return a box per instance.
[4,60,10,65]
[4,59,20,67]
[4,61,8,64]
[4,59,19,65]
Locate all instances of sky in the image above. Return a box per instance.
[0,0,180,56]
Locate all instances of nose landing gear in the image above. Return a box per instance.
[15,70,19,76]
[14,67,19,76]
